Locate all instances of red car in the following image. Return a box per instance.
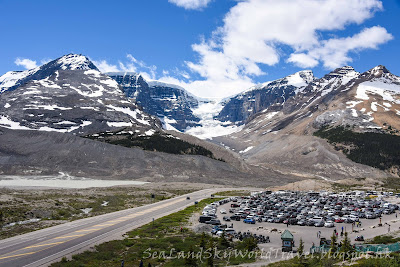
[335,218,344,223]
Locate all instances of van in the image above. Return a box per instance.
[199,216,212,223]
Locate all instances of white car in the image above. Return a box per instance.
[216,228,236,236]
[220,209,227,214]
[324,221,335,228]
[349,215,359,222]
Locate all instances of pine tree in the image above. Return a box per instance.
[219,231,230,248]
[297,238,305,264]
[200,232,207,249]
[207,240,215,267]
[340,232,354,260]
[184,244,198,267]
[330,231,338,257]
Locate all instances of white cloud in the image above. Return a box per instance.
[15,58,38,69]
[288,26,393,69]
[183,0,391,98]
[92,60,122,72]
[168,0,212,10]
[93,55,156,79]
[40,58,52,65]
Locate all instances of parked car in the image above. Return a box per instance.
[366,213,376,219]
[334,218,344,223]
[243,218,256,224]
[230,215,241,221]
[324,221,335,228]
[297,220,306,226]
[223,216,231,221]
[199,216,213,223]
[206,219,221,225]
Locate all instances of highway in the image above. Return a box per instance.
[0,188,218,267]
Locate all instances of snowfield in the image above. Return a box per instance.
[356,79,400,104]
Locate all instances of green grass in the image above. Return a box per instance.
[0,187,194,240]
[365,234,400,244]
[214,190,251,197]
[353,252,400,266]
[382,177,400,192]
[51,198,258,267]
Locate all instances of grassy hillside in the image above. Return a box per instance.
[314,126,400,173]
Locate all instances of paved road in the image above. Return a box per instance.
[0,188,219,267]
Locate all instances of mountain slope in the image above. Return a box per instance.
[212,65,399,179]
[0,127,301,187]
[107,73,200,131]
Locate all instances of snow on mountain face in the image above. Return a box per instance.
[107,73,200,131]
[216,70,315,125]
[0,69,158,135]
[0,54,98,94]
[0,69,39,94]
[55,54,97,70]
[336,66,400,131]
[287,70,315,88]
[185,100,244,139]
[305,66,360,95]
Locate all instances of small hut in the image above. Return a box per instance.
[281,230,294,252]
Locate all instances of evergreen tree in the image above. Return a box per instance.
[242,236,258,251]
[219,232,230,248]
[207,240,215,267]
[184,244,198,267]
[297,238,305,264]
[330,231,338,257]
[340,232,354,260]
[200,232,207,249]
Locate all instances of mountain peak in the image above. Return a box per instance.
[53,54,98,71]
[330,66,356,76]
[367,65,390,76]
[285,70,315,87]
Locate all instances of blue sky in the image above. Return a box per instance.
[1,0,399,98]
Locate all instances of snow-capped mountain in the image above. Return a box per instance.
[107,73,200,131]
[0,54,262,184]
[0,55,159,135]
[0,54,99,94]
[211,65,400,180]
[216,70,315,125]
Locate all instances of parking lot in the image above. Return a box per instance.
[199,190,400,263]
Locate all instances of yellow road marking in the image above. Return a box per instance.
[0,196,188,261]
[0,252,35,260]
[53,234,85,239]
[25,241,65,249]
[75,228,102,233]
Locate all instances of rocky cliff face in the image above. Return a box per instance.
[107,73,200,131]
[216,70,315,125]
